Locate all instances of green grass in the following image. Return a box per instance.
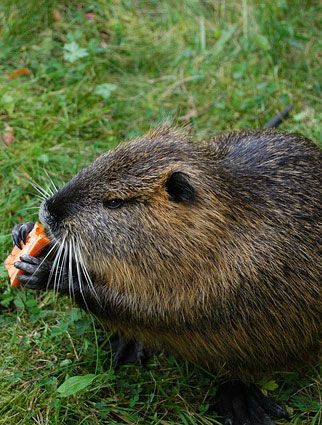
[0,1,321,423]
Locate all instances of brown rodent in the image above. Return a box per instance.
[13,127,322,425]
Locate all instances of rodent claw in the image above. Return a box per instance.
[251,384,289,420]
[104,334,152,368]
[215,381,284,425]
[12,222,35,249]
[12,224,22,249]
[21,221,35,243]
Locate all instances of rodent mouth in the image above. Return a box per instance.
[38,201,64,244]
[42,224,57,244]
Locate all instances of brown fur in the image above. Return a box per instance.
[42,126,322,381]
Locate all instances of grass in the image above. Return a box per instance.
[0,0,321,423]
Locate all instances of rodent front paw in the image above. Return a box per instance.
[14,254,52,290]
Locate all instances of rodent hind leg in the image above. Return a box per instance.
[105,333,152,369]
[215,381,288,425]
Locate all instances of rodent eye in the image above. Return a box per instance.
[103,199,124,209]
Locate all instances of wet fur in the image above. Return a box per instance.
[41,127,322,381]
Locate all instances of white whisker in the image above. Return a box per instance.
[31,192,47,201]
[72,236,90,312]
[31,189,47,202]
[58,239,68,297]
[43,168,59,194]
[47,238,65,293]
[19,206,41,212]
[53,237,66,294]
[76,240,101,306]
[28,178,52,199]
[68,239,75,302]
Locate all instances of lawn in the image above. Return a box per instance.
[0,1,321,424]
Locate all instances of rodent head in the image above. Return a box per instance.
[39,127,224,289]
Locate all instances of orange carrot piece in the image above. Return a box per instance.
[4,222,50,287]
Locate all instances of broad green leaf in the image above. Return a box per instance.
[57,374,96,397]
[59,359,72,367]
[37,154,49,163]
[0,264,9,279]
[261,380,279,392]
[63,41,88,63]
[1,94,15,114]
[252,34,271,51]
[94,83,117,100]
[294,109,311,122]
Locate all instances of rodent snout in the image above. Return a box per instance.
[39,194,79,237]
[39,200,58,233]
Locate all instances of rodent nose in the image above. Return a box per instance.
[43,189,79,226]
[38,199,58,232]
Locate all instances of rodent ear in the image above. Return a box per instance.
[165,171,195,204]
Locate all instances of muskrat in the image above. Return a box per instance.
[12,126,321,425]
